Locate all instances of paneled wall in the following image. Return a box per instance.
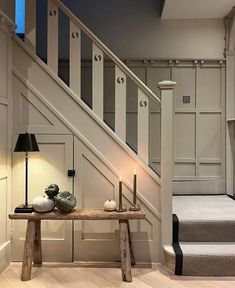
[0,11,13,273]
[142,60,226,194]
[59,58,226,194]
[12,67,161,263]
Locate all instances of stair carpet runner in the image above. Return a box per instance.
[172,195,235,276]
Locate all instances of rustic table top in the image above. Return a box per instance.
[9,208,145,220]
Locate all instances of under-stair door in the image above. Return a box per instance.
[73,137,120,263]
[12,135,74,262]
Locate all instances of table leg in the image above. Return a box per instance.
[119,220,132,282]
[33,220,42,264]
[127,221,136,266]
[21,220,36,281]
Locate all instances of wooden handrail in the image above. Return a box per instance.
[54,0,161,106]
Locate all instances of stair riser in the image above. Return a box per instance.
[179,222,235,242]
[183,256,235,276]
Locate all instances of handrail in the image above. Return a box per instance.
[55,0,161,106]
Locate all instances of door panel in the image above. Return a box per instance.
[12,135,73,261]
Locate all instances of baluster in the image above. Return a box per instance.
[137,88,149,164]
[115,66,126,141]
[25,0,36,52]
[70,21,81,97]
[47,0,58,74]
[92,43,104,119]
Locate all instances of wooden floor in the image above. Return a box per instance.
[1,263,235,288]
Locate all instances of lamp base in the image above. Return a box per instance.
[14,204,34,213]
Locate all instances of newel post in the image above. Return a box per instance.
[158,80,176,247]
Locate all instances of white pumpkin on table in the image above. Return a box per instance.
[33,196,55,213]
[104,199,117,211]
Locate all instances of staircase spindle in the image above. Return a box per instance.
[137,88,149,164]
[92,43,104,119]
[47,0,58,74]
[25,0,36,52]
[115,65,126,142]
[70,21,81,97]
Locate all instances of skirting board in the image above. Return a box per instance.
[173,180,226,195]
[0,241,11,274]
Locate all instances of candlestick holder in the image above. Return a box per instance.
[129,202,140,211]
[116,203,127,212]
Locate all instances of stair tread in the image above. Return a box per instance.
[173,195,235,222]
[166,243,235,257]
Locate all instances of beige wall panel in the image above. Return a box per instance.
[0,178,7,246]
[174,113,196,159]
[81,66,92,107]
[197,68,221,109]
[21,96,52,126]
[127,67,145,112]
[13,76,70,134]
[74,138,160,263]
[12,135,73,262]
[198,113,221,159]
[104,65,115,113]
[0,31,7,99]
[150,112,161,172]
[81,155,116,237]
[175,163,196,177]
[0,104,7,173]
[147,67,171,97]
[199,163,221,177]
[103,112,114,130]
[173,68,195,109]
[150,162,160,174]
[130,218,153,241]
[126,112,137,151]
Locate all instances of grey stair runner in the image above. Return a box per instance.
[172,195,235,276]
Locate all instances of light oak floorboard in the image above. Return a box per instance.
[1,263,235,288]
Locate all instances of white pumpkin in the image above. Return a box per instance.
[104,199,117,211]
[33,196,55,213]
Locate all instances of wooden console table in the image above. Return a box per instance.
[9,208,145,282]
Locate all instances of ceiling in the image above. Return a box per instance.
[161,0,235,19]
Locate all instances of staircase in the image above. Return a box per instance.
[6,0,235,274]
[164,195,235,276]
[11,0,177,264]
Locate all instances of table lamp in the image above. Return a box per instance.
[14,133,40,213]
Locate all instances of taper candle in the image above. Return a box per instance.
[133,169,137,205]
[119,177,122,207]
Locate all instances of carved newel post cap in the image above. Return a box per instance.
[158,80,176,90]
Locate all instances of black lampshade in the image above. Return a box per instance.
[14,133,40,152]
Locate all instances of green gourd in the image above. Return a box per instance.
[45,184,59,199]
[54,191,77,213]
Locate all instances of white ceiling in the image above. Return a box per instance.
[162,0,235,19]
